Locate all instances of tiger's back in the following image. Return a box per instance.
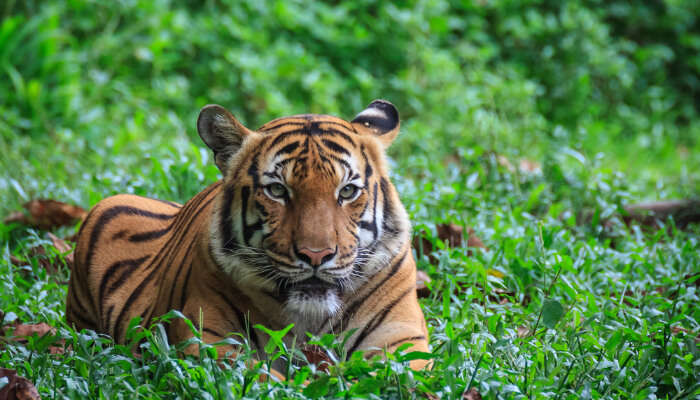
[67,185,219,342]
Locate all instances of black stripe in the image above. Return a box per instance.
[347,287,413,355]
[207,284,246,332]
[260,120,305,132]
[359,182,379,240]
[379,178,399,235]
[220,184,237,252]
[313,127,356,146]
[105,305,115,333]
[111,229,129,240]
[274,141,300,158]
[321,139,350,155]
[388,335,426,348]
[67,284,94,328]
[178,260,195,311]
[202,327,226,339]
[249,320,262,351]
[362,147,373,180]
[68,278,91,315]
[240,186,263,245]
[128,227,172,242]
[267,130,305,151]
[333,249,407,332]
[165,240,196,311]
[67,307,96,328]
[98,255,151,314]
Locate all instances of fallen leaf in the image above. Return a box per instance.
[518,159,542,174]
[517,325,530,338]
[670,326,700,343]
[496,155,515,172]
[466,227,487,253]
[416,270,432,298]
[3,199,86,230]
[463,387,482,400]
[47,233,71,253]
[64,252,74,271]
[414,223,480,263]
[436,223,464,247]
[623,199,700,230]
[301,345,332,372]
[0,368,41,400]
[10,323,55,339]
[8,256,25,267]
[2,322,64,355]
[9,233,73,275]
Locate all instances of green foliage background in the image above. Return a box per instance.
[0,0,698,398]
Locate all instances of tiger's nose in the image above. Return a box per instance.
[295,246,336,268]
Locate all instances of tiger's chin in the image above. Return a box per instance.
[283,288,341,321]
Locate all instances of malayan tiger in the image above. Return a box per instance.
[66,100,430,371]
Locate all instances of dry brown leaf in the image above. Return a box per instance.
[0,368,41,400]
[466,227,488,254]
[10,323,55,339]
[8,256,25,267]
[413,223,472,263]
[301,345,332,372]
[463,387,482,400]
[9,233,73,275]
[517,325,530,338]
[3,322,64,355]
[436,223,464,247]
[670,326,700,343]
[518,159,542,174]
[47,233,71,254]
[3,199,86,230]
[416,270,432,298]
[496,155,515,172]
[623,199,700,230]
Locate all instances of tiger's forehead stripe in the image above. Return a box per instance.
[259,114,354,132]
[261,117,358,153]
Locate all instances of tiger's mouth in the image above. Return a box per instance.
[287,276,336,294]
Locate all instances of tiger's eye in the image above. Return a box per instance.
[267,183,287,199]
[339,184,358,200]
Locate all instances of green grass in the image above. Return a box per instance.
[1,1,699,399]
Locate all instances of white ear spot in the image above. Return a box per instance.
[364,121,370,127]
[356,107,388,120]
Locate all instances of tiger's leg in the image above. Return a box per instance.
[350,292,431,371]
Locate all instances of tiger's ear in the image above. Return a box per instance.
[351,99,400,148]
[197,104,256,172]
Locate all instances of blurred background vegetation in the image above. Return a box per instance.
[0,0,698,214]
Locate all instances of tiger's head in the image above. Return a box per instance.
[197,100,410,319]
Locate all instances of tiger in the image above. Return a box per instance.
[66,100,430,372]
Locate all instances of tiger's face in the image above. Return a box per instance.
[198,101,409,318]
